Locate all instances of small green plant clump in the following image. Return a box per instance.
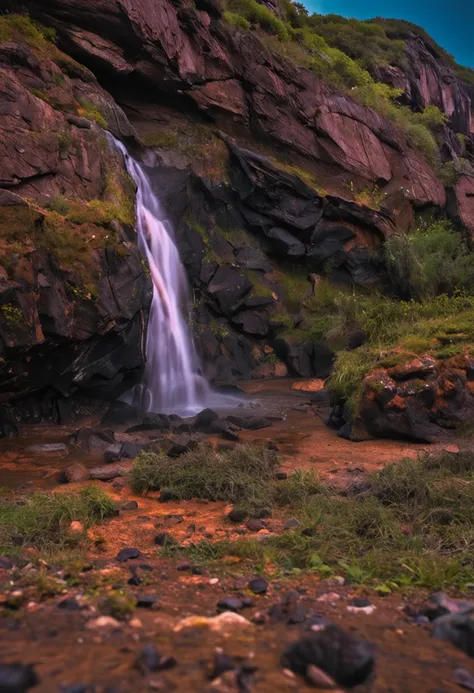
[0,487,117,556]
[77,98,108,128]
[132,443,323,517]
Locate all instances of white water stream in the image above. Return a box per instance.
[110,137,239,416]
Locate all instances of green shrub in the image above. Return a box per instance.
[223,11,250,30]
[224,0,290,40]
[77,99,108,128]
[385,220,474,299]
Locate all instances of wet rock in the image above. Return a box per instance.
[26,443,67,454]
[248,578,268,595]
[102,401,140,426]
[89,463,129,481]
[0,663,39,692]
[433,610,474,656]
[453,668,474,691]
[116,547,141,562]
[228,508,246,523]
[64,463,90,483]
[217,597,245,613]
[194,408,219,429]
[282,624,375,687]
[208,267,252,315]
[103,443,123,463]
[227,415,271,430]
[69,427,115,454]
[246,518,265,532]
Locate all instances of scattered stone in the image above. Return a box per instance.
[192,566,204,575]
[64,463,90,483]
[136,645,177,674]
[210,654,235,680]
[275,472,288,480]
[119,501,139,511]
[282,624,375,688]
[217,597,244,613]
[288,605,308,624]
[329,576,345,587]
[116,547,141,562]
[0,557,13,570]
[177,562,191,571]
[26,443,67,454]
[228,508,246,523]
[103,443,123,463]
[0,663,39,692]
[128,572,141,586]
[227,415,271,430]
[246,518,265,532]
[86,616,121,630]
[158,489,180,502]
[433,610,474,656]
[347,604,376,615]
[317,593,340,603]
[136,594,157,608]
[57,598,82,611]
[194,408,219,429]
[130,618,143,629]
[453,668,474,691]
[306,664,338,689]
[69,521,84,535]
[164,514,184,524]
[121,441,141,459]
[60,684,94,693]
[69,427,115,454]
[89,463,129,481]
[248,577,268,595]
[284,519,300,530]
[174,612,253,633]
[154,533,177,547]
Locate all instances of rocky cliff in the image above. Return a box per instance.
[0,0,473,439]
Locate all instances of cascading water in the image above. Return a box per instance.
[109,136,239,416]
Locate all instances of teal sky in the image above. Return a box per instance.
[303,0,474,68]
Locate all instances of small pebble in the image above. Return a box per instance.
[116,548,140,562]
[248,577,268,595]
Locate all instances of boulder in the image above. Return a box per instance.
[207,267,252,315]
[70,427,115,454]
[64,462,90,483]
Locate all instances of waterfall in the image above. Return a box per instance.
[109,136,239,416]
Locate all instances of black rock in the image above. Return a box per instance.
[194,408,219,429]
[121,442,141,459]
[136,645,177,674]
[0,663,39,692]
[191,566,204,575]
[275,472,287,480]
[246,518,265,532]
[284,519,300,530]
[0,557,13,570]
[116,547,141,562]
[248,578,268,595]
[164,514,184,523]
[103,443,123,463]
[158,490,180,502]
[176,562,191,571]
[57,598,82,611]
[154,533,177,547]
[167,443,189,458]
[228,508,246,523]
[433,610,474,657]
[128,572,141,586]
[282,624,375,687]
[210,653,235,680]
[102,401,140,426]
[349,597,371,608]
[136,595,157,608]
[217,597,244,612]
[288,604,308,624]
[227,415,271,430]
